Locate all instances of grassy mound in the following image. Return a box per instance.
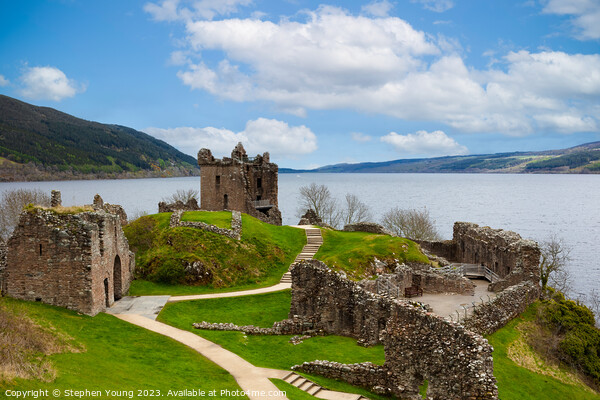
[314,229,430,279]
[124,212,305,288]
[0,298,247,399]
[180,210,232,229]
[488,302,600,400]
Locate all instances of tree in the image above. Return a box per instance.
[298,183,342,227]
[162,189,199,204]
[539,234,572,293]
[342,193,372,225]
[0,188,51,240]
[380,207,440,241]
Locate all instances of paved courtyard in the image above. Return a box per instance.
[414,279,496,319]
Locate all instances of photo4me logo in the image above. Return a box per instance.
[4,389,287,398]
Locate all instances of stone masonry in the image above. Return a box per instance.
[198,143,282,225]
[2,193,134,316]
[420,222,541,291]
[289,260,498,400]
[169,210,242,240]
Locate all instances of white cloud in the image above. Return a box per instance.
[0,75,9,87]
[156,5,600,135]
[542,0,600,40]
[411,0,455,12]
[19,66,84,101]
[380,130,468,156]
[145,118,317,159]
[351,132,372,142]
[361,0,394,17]
[144,0,253,21]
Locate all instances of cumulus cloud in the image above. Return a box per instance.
[155,5,600,135]
[411,0,455,12]
[380,130,468,156]
[0,75,9,87]
[361,0,394,17]
[18,66,84,101]
[351,132,372,142]
[542,0,600,40]
[144,0,253,21]
[145,118,317,158]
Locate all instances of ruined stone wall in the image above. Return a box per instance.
[359,263,475,296]
[169,210,242,240]
[198,144,281,225]
[157,199,201,214]
[292,362,388,395]
[343,222,392,235]
[419,222,541,290]
[463,281,540,335]
[290,260,498,400]
[4,207,134,316]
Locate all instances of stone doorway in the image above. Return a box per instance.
[114,255,122,300]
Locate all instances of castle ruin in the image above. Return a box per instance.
[197,143,282,225]
[0,193,134,316]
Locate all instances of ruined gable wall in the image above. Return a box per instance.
[83,212,134,315]
[5,209,96,314]
[290,260,498,400]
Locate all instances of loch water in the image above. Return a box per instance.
[1,173,598,298]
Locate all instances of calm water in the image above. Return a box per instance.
[1,174,598,297]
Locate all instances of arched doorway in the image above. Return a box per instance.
[114,255,122,300]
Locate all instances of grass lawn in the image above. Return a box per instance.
[157,290,385,371]
[124,212,305,292]
[314,229,429,279]
[181,210,232,229]
[0,298,247,399]
[488,303,600,400]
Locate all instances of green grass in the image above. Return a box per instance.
[124,212,305,290]
[314,229,429,279]
[181,210,232,229]
[157,290,385,371]
[0,298,247,399]
[488,303,600,400]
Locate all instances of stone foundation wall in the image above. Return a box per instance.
[463,281,540,335]
[290,260,498,400]
[169,210,242,240]
[292,361,388,395]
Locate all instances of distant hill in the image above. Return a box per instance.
[0,95,199,181]
[281,141,600,174]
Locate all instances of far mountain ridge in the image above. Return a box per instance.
[0,95,199,182]
[281,141,600,174]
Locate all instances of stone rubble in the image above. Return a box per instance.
[169,209,242,240]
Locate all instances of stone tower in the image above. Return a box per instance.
[198,143,282,225]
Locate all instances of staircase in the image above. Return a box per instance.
[280,228,323,284]
[282,372,369,399]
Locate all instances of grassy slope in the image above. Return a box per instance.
[314,229,429,279]
[125,212,306,294]
[0,298,247,399]
[488,303,600,400]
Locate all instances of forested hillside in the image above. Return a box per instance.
[0,95,199,181]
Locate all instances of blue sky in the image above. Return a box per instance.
[1,0,599,169]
